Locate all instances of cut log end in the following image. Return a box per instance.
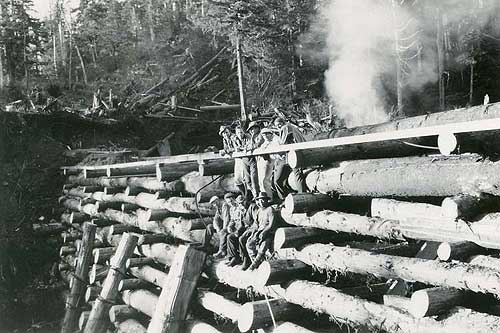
[287,150,301,169]
[441,197,459,219]
[437,243,452,261]
[237,302,256,333]
[409,290,430,318]
[274,229,287,251]
[437,132,458,156]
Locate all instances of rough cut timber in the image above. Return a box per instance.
[283,244,500,296]
[195,290,240,322]
[156,162,200,182]
[84,233,138,333]
[409,287,466,318]
[198,159,235,177]
[281,210,500,249]
[283,193,336,214]
[61,222,96,333]
[147,245,206,333]
[304,154,500,197]
[237,299,305,332]
[180,172,237,202]
[441,193,500,220]
[437,241,486,261]
[371,198,449,221]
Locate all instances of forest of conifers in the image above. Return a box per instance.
[0,0,499,126]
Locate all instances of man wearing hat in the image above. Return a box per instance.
[232,124,250,198]
[246,191,282,270]
[201,193,233,258]
[240,121,263,200]
[257,127,278,200]
[225,195,248,266]
[218,125,235,156]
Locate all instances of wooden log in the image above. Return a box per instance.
[89,264,109,284]
[237,299,304,332]
[180,172,237,203]
[62,198,83,212]
[60,246,77,256]
[199,104,241,112]
[340,283,389,300]
[96,201,123,212]
[198,159,235,177]
[61,222,97,333]
[62,230,83,243]
[122,203,142,212]
[116,319,147,333]
[128,266,169,287]
[84,233,138,333]
[104,187,124,195]
[409,287,466,318]
[108,165,157,178]
[93,247,117,264]
[68,175,128,187]
[33,222,67,235]
[283,193,335,214]
[122,289,158,317]
[109,305,142,324]
[132,196,214,216]
[304,154,500,197]
[468,254,500,270]
[441,193,500,220]
[110,224,142,236]
[281,210,500,250]
[99,209,140,227]
[136,233,169,245]
[126,257,156,268]
[274,227,342,250]
[182,320,221,333]
[65,187,92,199]
[195,290,240,322]
[147,245,206,333]
[70,212,88,224]
[383,295,412,312]
[83,186,104,193]
[119,278,153,292]
[284,243,500,296]
[84,168,108,179]
[156,162,199,182]
[437,241,486,261]
[261,322,319,333]
[256,259,311,287]
[78,311,90,330]
[85,286,103,302]
[58,261,73,272]
[371,198,448,221]
[128,177,184,193]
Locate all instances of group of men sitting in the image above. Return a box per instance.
[201,191,281,271]
[218,117,307,203]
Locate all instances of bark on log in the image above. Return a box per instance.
[371,198,448,221]
[68,175,129,188]
[383,295,412,312]
[237,299,304,332]
[122,203,142,212]
[409,287,466,317]
[110,224,142,236]
[198,159,235,177]
[62,229,82,242]
[441,193,500,220]
[199,104,241,112]
[195,290,240,322]
[284,244,500,296]
[122,289,158,317]
[156,162,199,182]
[274,227,345,250]
[283,193,336,214]
[339,283,389,300]
[182,321,221,333]
[255,259,311,287]
[468,254,500,270]
[109,305,143,324]
[261,322,319,333]
[60,246,76,256]
[61,222,96,333]
[281,210,500,249]
[84,233,138,333]
[147,246,206,333]
[128,265,169,287]
[126,257,156,268]
[33,223,67,235]
[93,247,117,264]
[437,241,486,261]
[305,154,500,197]
[108,165,157,178]
[78,311,90,330]
[180,172,237,203]
[119,278,153,292]
[85,286,103,302]
[136,233,170,245]
[116,319,147,333]
[89,264,109,284]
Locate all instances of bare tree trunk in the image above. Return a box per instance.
[0,4,4,89]
[236,37,247,122]
[68,29,72,88]
[437,7,445,111]
[147,0,155,42]
[53,30,58,76]
[75,43,88,85]
[469,46,474,105]
[391,0,403,114]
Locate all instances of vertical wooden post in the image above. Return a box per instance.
[147,245,206,333]
[236,37,247,122]
[84,233,138,333]
[61,222,97,333]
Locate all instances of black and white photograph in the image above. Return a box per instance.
[1,0,500,332]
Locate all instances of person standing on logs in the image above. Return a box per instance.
[232,124,251,199]
[225,195,247,266]
[202,194,233,258]
[256,127,278,201]
[246,192,282,270]
[271,117,307,200]
[241,121,263,200]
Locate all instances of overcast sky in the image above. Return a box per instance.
[31,0,79,19]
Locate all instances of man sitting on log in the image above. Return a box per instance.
[225,195,248,266]
[246,192,282,270]
[202,194,233,258]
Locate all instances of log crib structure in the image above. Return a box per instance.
[45,102,500,332]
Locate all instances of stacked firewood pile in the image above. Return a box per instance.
[39,102,500,332]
